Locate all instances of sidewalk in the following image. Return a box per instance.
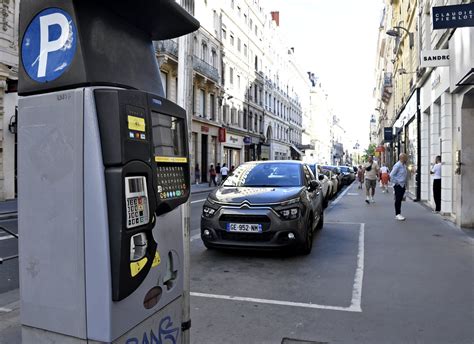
[191,183,217,195]
[0,199,17,218]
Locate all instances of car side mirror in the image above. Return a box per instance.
[318,174,325,181]
[308,180,319,191]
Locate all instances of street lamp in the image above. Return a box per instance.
[386,26,414,48]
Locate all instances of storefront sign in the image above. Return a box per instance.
[243,136,251,145]
[376,146,385,153]
[260,145,270,160]
[432,3,474,30]
[218,128,226,142]
[420,50,450,68]
[228,135,239,144]
[201,125,209,133]
[384,127,393,142]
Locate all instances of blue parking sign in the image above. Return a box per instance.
[21,8,77,83]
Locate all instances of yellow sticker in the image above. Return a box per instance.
[155,156,188,163]
[128,115,146,132]
[152,251,161,268]
[130,257,148,277]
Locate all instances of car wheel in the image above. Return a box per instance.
[316,210,324,230]
[301,216,314,255]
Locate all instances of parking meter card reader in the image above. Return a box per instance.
[125,176,149,229]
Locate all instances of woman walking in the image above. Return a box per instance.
[194,163,201,184]
[380,164,390,193]
[209,164,217,187]
[357,165,364,189]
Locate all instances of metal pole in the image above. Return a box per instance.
[178,2,194,343]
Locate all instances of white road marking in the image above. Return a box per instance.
[191,199,207,204]
[329,184,353,207]
[0,307,12,313]
[190,233,201,242]
[0,235,15,241]
[192,222,365,313]
[190,292,361,313]
[350,223,365,312]
[347,193,359,196]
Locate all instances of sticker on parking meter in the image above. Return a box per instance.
[21,8,77,82]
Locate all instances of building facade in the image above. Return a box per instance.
[373,0,474,228]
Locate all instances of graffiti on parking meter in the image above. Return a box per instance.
[125,316,179,344]
[21,8,77,82]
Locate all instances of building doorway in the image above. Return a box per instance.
[460,88,474,227]
[201,134,208,183]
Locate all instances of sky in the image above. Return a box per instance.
[261,0,383,149]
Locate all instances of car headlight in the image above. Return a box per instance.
[279,207,299,220]
[280,197,300,206]
[202,206,217,218]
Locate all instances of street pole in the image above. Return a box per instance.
[178,1,194,343]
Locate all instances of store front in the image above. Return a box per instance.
[191,121,221,183]
[223,132,245,169]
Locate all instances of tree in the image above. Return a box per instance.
[362,144,376,161]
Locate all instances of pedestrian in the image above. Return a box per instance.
[380,164,390,193]
[230,165,235,173]
[215,163,221,183]
[390,153,408,221]
[430,155,442,213]
[363,155,379,204]
[195,163,200,185]
[209,164,217,187]
[220,163,229,181]
[356,165,364,189]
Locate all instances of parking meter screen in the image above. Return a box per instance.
[151,112,186,158]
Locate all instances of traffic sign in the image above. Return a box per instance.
[21,8,77,83]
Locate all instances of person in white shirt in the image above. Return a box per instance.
[430,155,442,213]
[379,164,390,193]
[220,163,229,181]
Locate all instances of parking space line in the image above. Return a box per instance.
[192,222,365,313]
[328,183,353,208]
[0,307,12,313]
[0,235,15,241]
[190,292,361,312]
[191,199,206,204]
[350,223,365,312]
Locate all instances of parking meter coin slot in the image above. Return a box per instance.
[104,161,157,301]
[95,89,151,166]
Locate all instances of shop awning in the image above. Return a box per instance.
[290,144,304,157]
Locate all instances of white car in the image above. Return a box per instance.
[308,163,331,208]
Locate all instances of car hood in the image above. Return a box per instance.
[209,186,303,205]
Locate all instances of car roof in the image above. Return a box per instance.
[243,160,305,165]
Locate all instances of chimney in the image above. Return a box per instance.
[271,11,280,26]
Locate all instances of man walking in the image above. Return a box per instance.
[431,155,442,213]
[364,155,379,204]
[390,153,408,221]
[215,163,221,183]
[220,163,229,181]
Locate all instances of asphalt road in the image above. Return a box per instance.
[0,218,18,294]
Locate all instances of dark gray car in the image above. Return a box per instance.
[200,161,324,254]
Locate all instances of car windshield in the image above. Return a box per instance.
[322,165,336,172]
[339,166,351,173]
[222,163,302,187]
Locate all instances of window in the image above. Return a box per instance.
[231,0,235,9]
[222,28,227,40]
[237,37,241,52]
[230,34,234,46]
[229,67,234,85]
[237,75,241,90]
[254,86,258,103]
[231,108,237,125]
[254,56,258,70]
[193,36,199,56]
[249,113,253,131]
[238,7,241,17]
[210,94,216,120]
[254,114,258,132]
[160,71,168,98]
[249,18,253,29]
[244,44,247,56]
[244,13,247,23]
[255,25,258,36]
[243,109,248,129]
[201,43,208,62]
[223,105,229,124]
[199,89,206,117]
[211,49,217,67]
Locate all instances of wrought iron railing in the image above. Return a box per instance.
[192,56,219,82]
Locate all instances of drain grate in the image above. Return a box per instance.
[281,338,328,344]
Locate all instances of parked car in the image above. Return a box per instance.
[308,163,331,208]
[322,165,343,191]
[201,161,324,254]
[339,165,356,185]
[320,168,338,198]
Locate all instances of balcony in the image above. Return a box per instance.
[381,72,393,103]
[192,56,219,83]
[154,40,178,59]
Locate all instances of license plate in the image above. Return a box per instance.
[226,223,262,233]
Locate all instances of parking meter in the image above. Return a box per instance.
[18,0,198,342]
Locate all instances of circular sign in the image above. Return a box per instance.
[21,8,77,83]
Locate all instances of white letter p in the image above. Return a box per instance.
[38,13,70,78]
